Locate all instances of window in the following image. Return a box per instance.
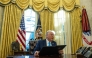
[54,10,71,54]
[54,10,66,45]
[24,8,38,50]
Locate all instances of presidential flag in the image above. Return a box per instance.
[35,14,42,40]
[16,15,26,51]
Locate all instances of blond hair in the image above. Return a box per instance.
[46,30,55,36]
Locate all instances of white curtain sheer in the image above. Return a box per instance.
[54,10,71,54]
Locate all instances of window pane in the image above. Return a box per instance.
[24,8,37,50]
[54,10,65,45]
[24,9,36,32]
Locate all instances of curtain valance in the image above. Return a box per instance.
[0,0,80,11]
[0,0,11,4]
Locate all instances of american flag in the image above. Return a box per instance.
[17,15,26,51]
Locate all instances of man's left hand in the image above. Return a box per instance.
[59,50,63,54]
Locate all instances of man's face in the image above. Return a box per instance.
[46,32,55,41]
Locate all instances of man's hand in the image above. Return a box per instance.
[34,51,40,57]
[59,50,63,54]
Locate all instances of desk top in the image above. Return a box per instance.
[7,54,83,58]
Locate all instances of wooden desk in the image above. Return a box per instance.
[7,54,84,58]
[14,51,30,55]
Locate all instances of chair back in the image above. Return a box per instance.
[29,40,38,54]
[11,41,20,51]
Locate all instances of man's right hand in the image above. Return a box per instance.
[34,51,40,57]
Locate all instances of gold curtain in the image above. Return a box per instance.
[30,0,80,12]
[0,0,29,9]
[46,0,60,12]
[62,0,75,11]
[0,6,4,42]
[39,9,54,38]
[70,7,83,54]
[16,0,29,9]
[0,0,80,11]
[32,0,45,11]
[0,0,11,4]
[0,3,22,58]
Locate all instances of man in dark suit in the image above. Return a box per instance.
[34,30,63,57]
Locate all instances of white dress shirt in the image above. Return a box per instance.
[46,39,52,46]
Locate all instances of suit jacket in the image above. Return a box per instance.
[34,39,57,52]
